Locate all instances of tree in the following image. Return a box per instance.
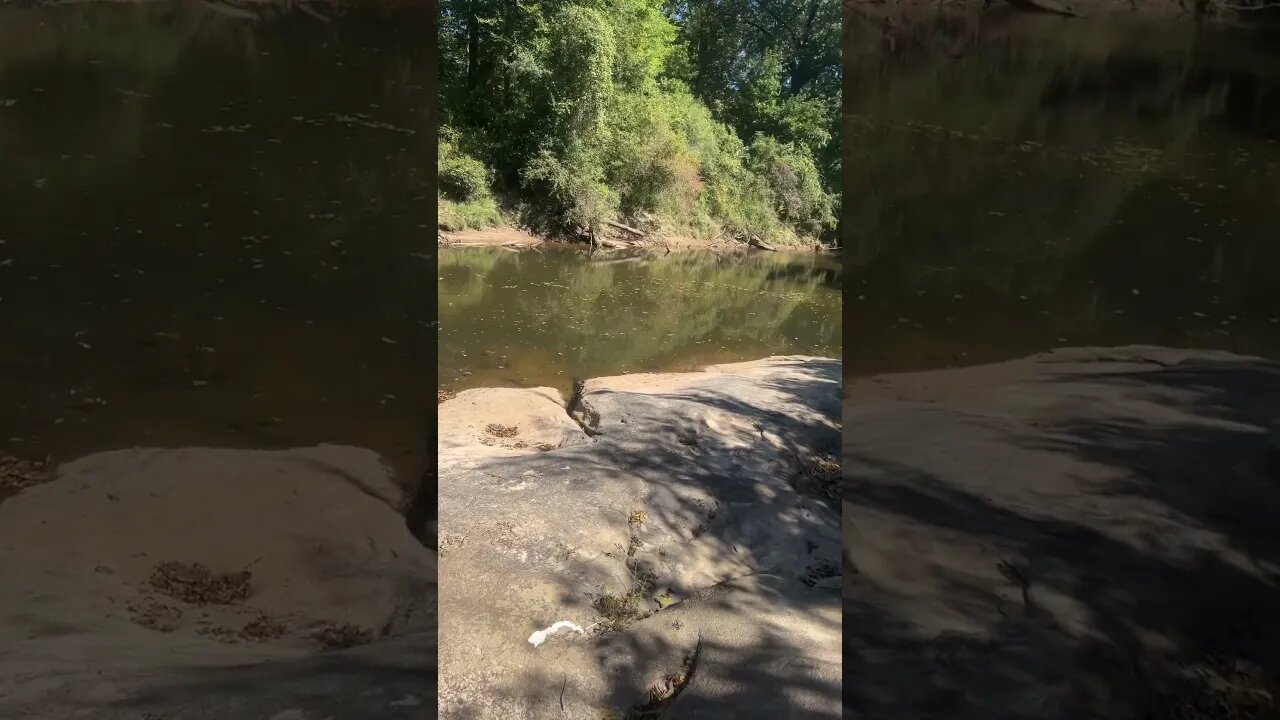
[667,0,841,182]
[438,0,841,244]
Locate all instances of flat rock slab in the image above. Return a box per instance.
[78,632,434,720]
[438,386,588,464]
[845,346,1280,719]
[438,356,843,719]
[0,445,435,720]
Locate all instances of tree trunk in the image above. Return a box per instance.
[466,1,480,90]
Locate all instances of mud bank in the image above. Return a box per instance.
[0,445,435,720]
[438,226,834,253]
[437,356,843,719]
[438,227,544,248]
[845,346,1280,719]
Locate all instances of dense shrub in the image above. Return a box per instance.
[438,127,491,202]
[438,126,502,230]
[438,0,839,245]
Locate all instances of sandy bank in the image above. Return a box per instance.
[438,227,543,248]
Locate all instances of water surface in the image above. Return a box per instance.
[845,14,1280,377]
[438,247,842,395]
[0,4,434,482]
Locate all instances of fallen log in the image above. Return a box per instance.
[604,219,646,236]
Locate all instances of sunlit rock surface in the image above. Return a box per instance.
[0,445,435,720]
[437,356,843,719]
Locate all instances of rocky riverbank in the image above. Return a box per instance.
[437,356,843,719]
[0,445,435,720]
[846,346,1280,719]
[439,226,835,253]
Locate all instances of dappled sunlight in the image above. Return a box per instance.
[846,348,1280,718]
[439,357,841,717]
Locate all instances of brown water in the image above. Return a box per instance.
[438,246,842,396]
[0,4,434,484]
[845,15,1280,377]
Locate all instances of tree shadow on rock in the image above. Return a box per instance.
[439,358,843,718]
[99,632,435,720]
[845,351,1280,719]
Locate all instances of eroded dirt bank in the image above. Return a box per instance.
[439,226,834,253]
[437,356,843,719]
[0,445,435,720]
[845,346,1280,719]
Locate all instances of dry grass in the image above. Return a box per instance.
[313,622,373,650]
[1144,657,1278,720]
[190,615,289,644]
[803,453,840,480]
[196,625,240,643]
[127,600,183,633]
[484,423,519,438]
[148,562,252,605]
[595,591,646,631]
[240,614,288,641]
[801,559,841,587]
[0,454,51,493]
[797,452,841,503]
[628,640,702,719]
[596,563,659,632]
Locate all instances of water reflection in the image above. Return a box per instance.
[844,14,1280,377]
[0,4,434,483]
[438,247,842,394]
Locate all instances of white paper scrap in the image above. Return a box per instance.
[528,620,585,648]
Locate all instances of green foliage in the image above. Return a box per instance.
[748,136,835,238]
[438,0,839,244]
[439,126,502,229]
[438,126,492,202]
[669,0,841,189]
[438,198,504,231]
[543,5,617,139]
[523,140,618,233]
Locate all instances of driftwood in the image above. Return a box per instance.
[604,219,646,237]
